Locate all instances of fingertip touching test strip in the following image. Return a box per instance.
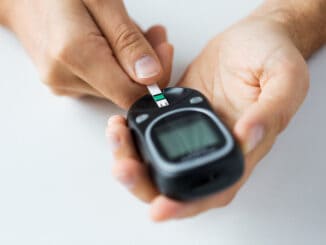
[147,84,169,108]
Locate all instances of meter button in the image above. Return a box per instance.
[136,114,149,124]
[190,96,204,104]
[169,87,184,95]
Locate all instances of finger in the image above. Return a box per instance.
[46,67,104,98]
[50,86,102,98]
[112,158,159,203]
[68,41,146,109]
[134,24,173,87]
[106,116,159,202]
[150,145,268,222]
[145,26,174,88]
[150,196,184,222]
[234,51,309,154]
[50,88,84,98]
[154,43,174,88]
[150,185,238,222]
[43,50,105,98]
[106,116,139,159]
[49,3,148,109]
[145,25,167,48]
[84,0,163,84]
[150,159,256,222]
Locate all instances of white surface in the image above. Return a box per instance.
[0,0,325,244]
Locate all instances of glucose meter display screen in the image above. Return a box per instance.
[153,112,226,162]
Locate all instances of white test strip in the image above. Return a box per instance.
[147,84,169,108]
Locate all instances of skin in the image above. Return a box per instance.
[1,0,324,222]
[0,0,173,109]
[106,1,325,222]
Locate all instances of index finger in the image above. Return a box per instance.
[83,0,164,85]
[106,116,159,202]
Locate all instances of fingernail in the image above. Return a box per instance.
[106,128,120,152]
[246,125,265,153]
[114,173,135,190]
[135,55,160,79]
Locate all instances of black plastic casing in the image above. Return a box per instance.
[127,87,244,201]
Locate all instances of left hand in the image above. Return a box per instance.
[106,16,309,221]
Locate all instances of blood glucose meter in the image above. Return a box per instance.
[127,87,244,201]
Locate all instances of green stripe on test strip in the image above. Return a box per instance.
[153,94,165,101]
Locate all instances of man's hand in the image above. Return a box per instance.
[106,14,311,221]
[1,0,173,108]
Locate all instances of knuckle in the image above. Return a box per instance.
[85,32,113,57]
[50,87,82,98]
[51,32,111,69]
[113,23,144,54]
[50,88,68,97]
[41,62,63,87]
[50,39,75,65]
[46,31,112,86]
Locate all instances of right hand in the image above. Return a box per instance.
[106,16,310,221]
[4,0,173,108]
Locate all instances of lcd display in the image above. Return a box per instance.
[153,112,225,162]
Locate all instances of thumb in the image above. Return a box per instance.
[234,59,309,154]
[234,101,284,154]
[84,0,163,85]
[145,25,174,88]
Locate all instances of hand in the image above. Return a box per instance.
[106,16,309,221]
[4,0,173,108]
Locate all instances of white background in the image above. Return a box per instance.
[0,0,325,244]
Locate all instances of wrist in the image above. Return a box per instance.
[251,0,326,59]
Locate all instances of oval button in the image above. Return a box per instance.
[136,114,149,124]
[190,96,203,104]
[168,87,184,95]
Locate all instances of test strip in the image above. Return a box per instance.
[147,84,169,108]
